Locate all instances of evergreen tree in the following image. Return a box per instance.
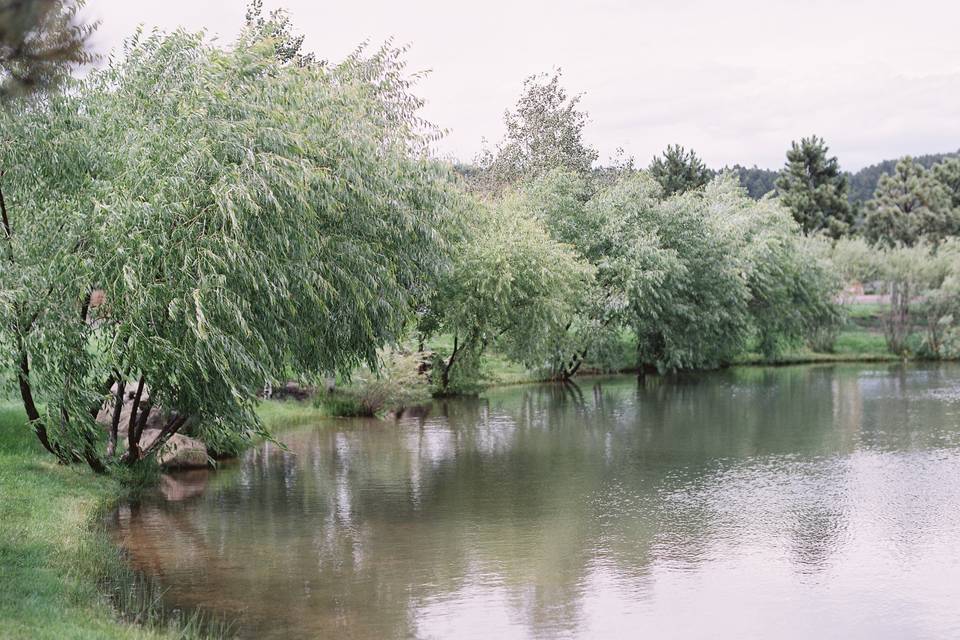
[862,157,957,247]
[775,136,852,237]
[648,145,713,197]
[932,158,960,210]
[726,164,778,199]
[848,150,959,204]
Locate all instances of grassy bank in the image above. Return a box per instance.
[472,323,901,387]
[0,404,166,640]
[735,328,898,366]
[0,400,333,640]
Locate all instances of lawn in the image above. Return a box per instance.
[0,400,333,640]
[0,404,169,640]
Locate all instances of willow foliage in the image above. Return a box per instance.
[421,191,593,392]
[0,28,452,467]
[527,171,841,372]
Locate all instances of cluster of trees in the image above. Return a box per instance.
[848,151,960,204]
[1,5,901,472]
[0,4,454,470]
[435,72,841,393]
[828,238,960,357]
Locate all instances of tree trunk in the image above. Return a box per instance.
[885,280,911,354]
[134,413,188,464]
[125,377,146,462]
[17,344,66,461]
[106,380,126,458]
[441,332,460,393]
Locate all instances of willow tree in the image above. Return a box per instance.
[420,193,593,393]
[0,0,96,99]
[0,28,452,470]
[707,175,841,356]
[523,169,672,378]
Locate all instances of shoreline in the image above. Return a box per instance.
[0,401,333,640]
[0,354,928,638]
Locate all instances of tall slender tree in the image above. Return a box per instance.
[775,136,852,237]
[477,70,597,189]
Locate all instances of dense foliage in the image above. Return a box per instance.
[420,192,593,393]
[0,27,452,469]
[522,169,841,373]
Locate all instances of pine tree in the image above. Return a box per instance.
[863,157,957,247]
[648,145,713,197]
[775,136,852,237]
[932,158,960,210]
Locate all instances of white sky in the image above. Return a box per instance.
[83,0,960,170]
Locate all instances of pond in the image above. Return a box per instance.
[109,364,960,639]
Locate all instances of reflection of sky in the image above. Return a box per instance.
[114,364,960,639]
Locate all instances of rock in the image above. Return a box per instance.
[141,429,209,469]
[271,381,316,401]
[96,383,166,434]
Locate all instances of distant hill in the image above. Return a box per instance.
[724,165,779,199]
[846,150,960,203]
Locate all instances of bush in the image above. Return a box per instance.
[347,349,432,415]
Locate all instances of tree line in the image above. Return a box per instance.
[0,2,944,473]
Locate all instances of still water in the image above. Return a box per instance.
[110,364,960,639]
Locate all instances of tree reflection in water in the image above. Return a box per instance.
[111,364,960,639]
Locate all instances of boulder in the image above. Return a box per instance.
[264,380,316,401]
[96,383,166,434]
[141,428,209,469]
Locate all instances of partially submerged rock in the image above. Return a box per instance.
[141,429,209,469]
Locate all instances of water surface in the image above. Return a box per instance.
[110,364,960,639]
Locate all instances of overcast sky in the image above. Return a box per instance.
[84,0,960,170]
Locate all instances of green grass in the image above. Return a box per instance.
[736,327,898,365]
[832,328,891,355]
[255,398,339,427]
[0,399,331,640]
[843,302,887,320]
[0,403,172,640]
